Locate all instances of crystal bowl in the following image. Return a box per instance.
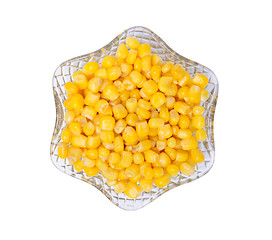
[50,26,218,210]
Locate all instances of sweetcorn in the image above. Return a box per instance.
[58,36,209,198]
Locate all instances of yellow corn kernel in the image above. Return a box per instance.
[158,76,172,93]
[87,77,102,93]
[150,110,159,118]
[71,134,87,148]
[130,172,141,183]
[61,128,72,143]
[150,92,166,109]
[167,137,176,148]
[96,158,108,171]
[99,116,115,131]
[64,97,73,110]
[156,140,166,151]
[84,91,100,106]
[65,82,79,96]
[143,166,154,179]
[101,55,115,69]
[196,129,207,141]
[108,152,121,168]
[165,146,177,160]
[126,49,137,65]
[124,181,141,199]
[126,36,140,49]
[82,61,100,78]
[139,88,151,100]
[161,61,173,74]
[98,146,110,161]
[154,173,171,188]
[192,73,208,89]
[139,178,153,192]
[114,119,127,134]
[193,106,205,115]
[201,89,209,102]
[126,98,137,113]
[144,70,152,79]
[103,84,120,101]
[188,85,201,104]
[138,43,151,58]
[94,68,107,80]
[73,74,88,90]
[176,150,189,162]
[136,139,152,152]
[99,79,112,92]
[125,164,140,178]
[151,54,162,66]
[148,118,164,129]
[107,180,117,187]
[142,80,159,96]
[136,107,151,120]
[116,43,128,59]
[174,101,190,115]
[180,162,195,176]
[152,167,164,178]
[73,70,84,78]
[151,65,162,81]
[191,115,205,129]
[178,115,190,129]
[120,151,133,168]
[145,150,159,164]
[86,135,101,148]
[190,149,205,163]
[100,130,114,143]
[112,104,128,119]
[172,126,179,136]
[102,167,118,181]
[84,166,100,177]
[180,136,198,150]
[107,66,122,81]
[120,63,133,76]
[65,111,75,124]
[123,76,136,90]
[95,99,109,114]
[68,147,82,164]
[166,163,180,176]
[58,142,69,159]
[136,100,150,111]
[114,181,126,194]
[165,83,178,97]
[68,122,81,136]
[178,71,191,87]
[158,152,171,167]
[70,94,84,111]
[169,110,179,126]
[126,113,138,126]
[158,124,172,139]
[118,169,128,180]
[86,148,98,160]
[133,57,142,72]
[171,64,186,80]
[138,161,150,175]
[141,56,151,74]
[177,129,193,139]
[93,116,100,126]
[112,136,123,153]
[73,160,84,172]
[133,152,144,164]
[75,115,87,127]
[123,126,138,144]
[128,70,142,85]
[83,157,95,168]
[135,121,149,138]
[177,86,189,100]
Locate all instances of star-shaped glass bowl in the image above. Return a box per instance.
[50,26,218,210]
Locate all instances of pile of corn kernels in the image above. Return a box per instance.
[57,36,209,198]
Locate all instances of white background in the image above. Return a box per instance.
[1,0,271,239]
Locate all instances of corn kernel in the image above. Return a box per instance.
[85,149,98,160]
[94,68,107,79]
[83,157,96,168]
[86,135,101,148]
[136,107,151,119]
[84,166,100,177]
[165,146,177,160]
[158,152,171,167]
[142,80,158,96]
[156,140,166,151]
[107,180,117,187]
[188,85,202,104]
[178,71,191,87]
[83,61,100,78]
[165,83,178,97]
[100,79,112,92]
[154,173,171,188]
[158,76,172,93]
[143,166,153,179]
[136,139,152,152]
[65,82,79,96]
[167,137,176,148]
[126,49,137,65]
[172,126,179,136]
[67,146,82,164]
[180,136,198,150]
[193,106,205,115]
[201,89,209,101]
[191,115,205,129]
[73,160,84,172]
[116,43,128,59]
[139,88,151,100]
[95,99,109,114]
[178,115,190,129]
[102,167,118,181]
[151,65,162,81]
[122,126,138,145]
[158,124,172,139]
[192,73,208,89]
[150,92,166,109]
[114,119,127,134]
[177,129,193,139]
[139,178,153,192]
[99,116,115,131]
[71,134,87,148]
[74,74,88,90]
[102,55,115,68]
[65,111,75,125]
[88,77,102,93]
[58,142,69,159]
[120,151,133,168]
[171,64,186,80]
[85,92,100,106]
[166,164,180,176]
[70,94,84,111]
[126,36,140,49]
[169,109,179,126]
[100,130,114,143]
[123,76,136,90]
[145,150,159,164]
[130,89,141,100]
[68,122,81,135]
[177,86,189,100]
[126,98,137,113]
[125,164,140,178]
[118,169,128,180]
[161,61,173,74]
[180,162,195,176]
[96,158,108,171]
[138,43,151,58]
[98,146,110,160]
[196,129,207,141]
[108,152,121,168]
[190,149,205,163]
[61,128,72,143]
[174,101,190,115]
[129,70,142,84]
[133,152,144,164]
[124,181,141,199]
[114,181,126,194]
[151,54,162,66]
[148,118,164,128]
[112,104,128,119]
[107,66,122,81]
[126,113,138,126]
[135,121,149,138]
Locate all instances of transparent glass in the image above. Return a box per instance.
[50,26,218,210]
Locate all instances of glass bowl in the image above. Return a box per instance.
[50,26,218,210]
